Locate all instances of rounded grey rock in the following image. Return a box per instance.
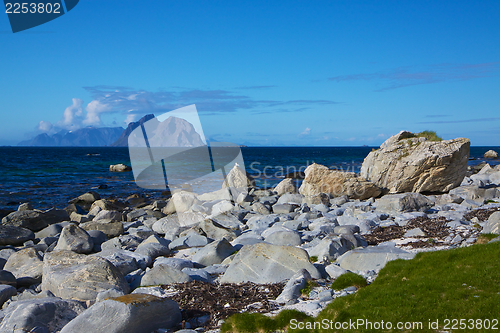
[0,225,35,246]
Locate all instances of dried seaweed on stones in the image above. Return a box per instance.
[405,216,450,239]
[364,225,405,245]
[402,239,447,249]
[364,216,450,245]
[464,207,500,222]
[162,280,284,328]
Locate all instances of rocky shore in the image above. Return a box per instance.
[0,132,499,333]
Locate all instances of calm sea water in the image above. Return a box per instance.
[0,146,498,211]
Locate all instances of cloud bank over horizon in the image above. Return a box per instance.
[33,86,339,136]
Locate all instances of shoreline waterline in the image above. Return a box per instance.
[0,146,499,211]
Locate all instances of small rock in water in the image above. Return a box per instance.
[109,164,132,172]
[484,150,499,159]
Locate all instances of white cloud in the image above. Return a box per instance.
[33,86,339,137]
[83,100,112,126]
[37,120,53,132]
[36,98,113,134]
[59,98,83,129]
[299,127,311,137]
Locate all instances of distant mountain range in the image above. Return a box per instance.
[19,114,206,147]
[137,116,206,147]
[19,127,124,147]
[111,114,155,147]
[114,114,205,147]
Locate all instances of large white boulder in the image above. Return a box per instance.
[222,164,255,189]
[361,131,470,193]
[4,247,43,281]
[299,163,381,200]
[42,250,129,301]
[60,294,181,333]
[375,193,433,213]
[336,245,415,272]
[482,211,500,234]
[171,191,200,213]
[274,178,297,195]
[220,243,321,284]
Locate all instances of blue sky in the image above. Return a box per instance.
[1,0,499,146]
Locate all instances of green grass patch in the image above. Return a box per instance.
[477,233,499,244]
[300,280,317,296]
[330,272,367,291]
[310,256,318,263]
[221,309,312,333]
[486,200,499,204]
[410,130,443,142]
[221,242,500,333]
[482,233,499,240]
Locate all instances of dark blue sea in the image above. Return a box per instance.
[0,146,498,212]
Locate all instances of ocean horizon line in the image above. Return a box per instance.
[2,145,500,148]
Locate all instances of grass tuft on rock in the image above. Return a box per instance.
[330,272,367,290]
[413,130,443,141]
[221,241,500,333]
[476,233,499,244]
[300,280,317,296]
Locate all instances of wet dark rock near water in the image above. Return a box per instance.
[0,209,14,220]
[284,171,306,179]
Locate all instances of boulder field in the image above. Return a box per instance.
[0,132,499,331]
